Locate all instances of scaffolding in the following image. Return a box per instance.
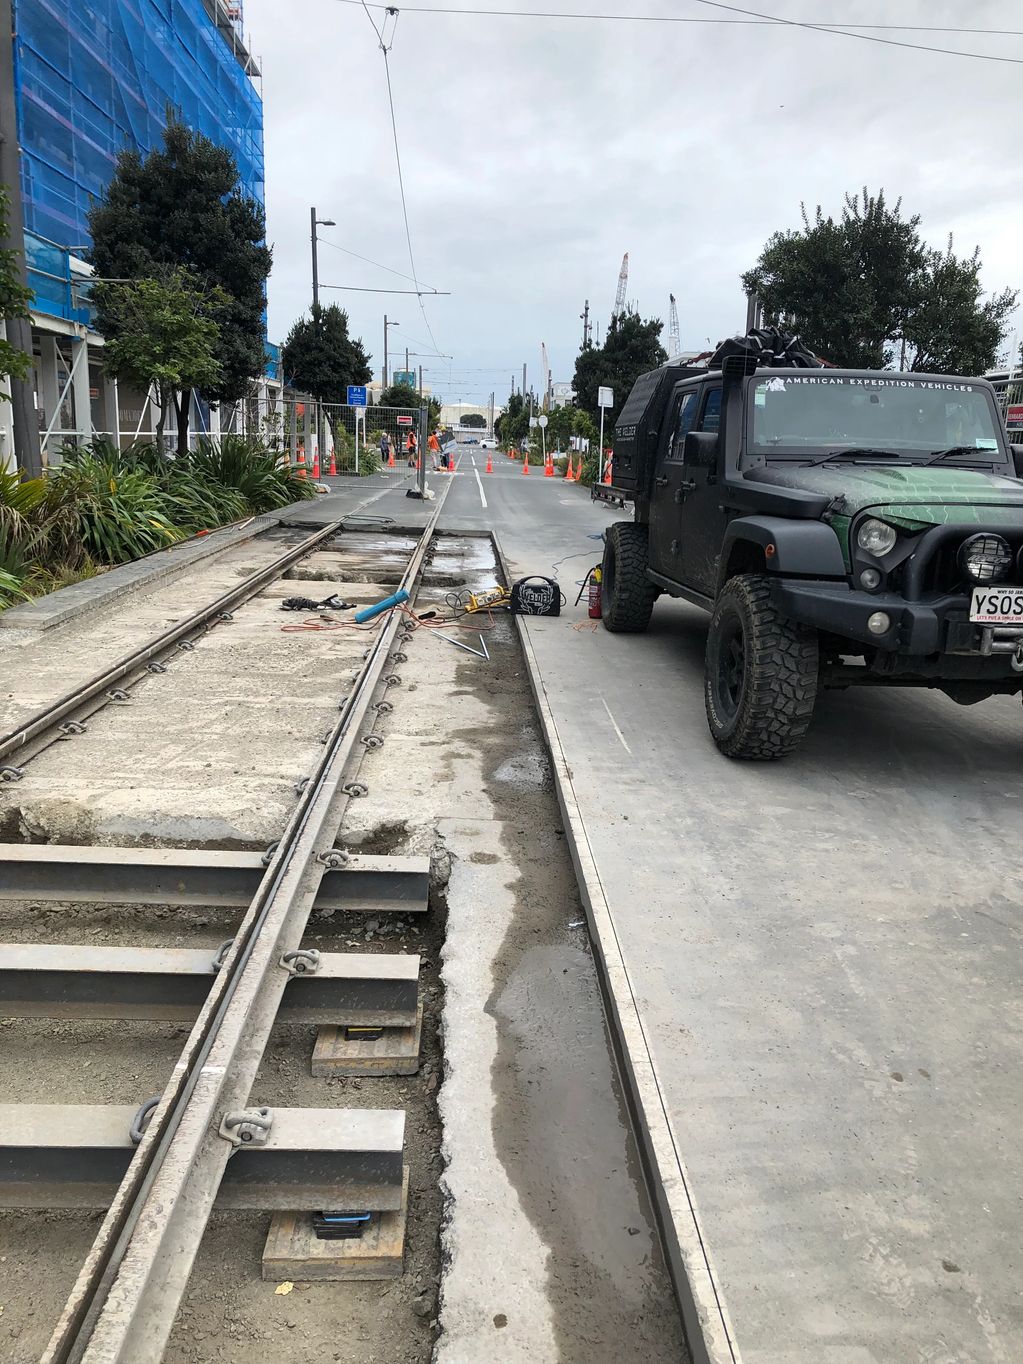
[13,0,264,250]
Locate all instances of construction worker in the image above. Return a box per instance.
[406,430,417,466]
[428,429,441,471]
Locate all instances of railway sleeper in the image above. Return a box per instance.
[0,843,430,914]
[0,1103,405,1214]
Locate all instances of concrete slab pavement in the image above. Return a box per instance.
[440,454,1023,1363]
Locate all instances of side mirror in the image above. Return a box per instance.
[1011,444,1023,480]
[683,430,719,468]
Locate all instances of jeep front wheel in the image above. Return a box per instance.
[601,523,657,633]
[704,575,819,760]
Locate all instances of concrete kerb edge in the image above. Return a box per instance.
[492,535,740,1364]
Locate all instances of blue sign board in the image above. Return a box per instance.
[347,385,368,407]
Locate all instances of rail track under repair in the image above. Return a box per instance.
[0,507,444,1363]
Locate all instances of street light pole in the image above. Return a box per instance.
[309,206,336,314]
[383,316,399,388]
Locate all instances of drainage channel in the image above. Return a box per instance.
[0,511,444,1363]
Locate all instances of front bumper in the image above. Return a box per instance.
[772,580,1023,658]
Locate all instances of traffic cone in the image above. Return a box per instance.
[564,455,574,482]
[296,448,307,479]
[329,450,337,476]
[485,453,493,474]
[604,460,612,485]
[312,449,320,480]
[544,454,553,477]
[388,447,395,467]
[522,452,530,475]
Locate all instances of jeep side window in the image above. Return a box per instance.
[668,391,699,460]
[698,387,723,434]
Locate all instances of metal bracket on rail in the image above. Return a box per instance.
[389,651,407,664]
[361,734,384,750]
[342,781,368,798]
[177,640,196,653]
[317,848,349,870]
[211,939,235,972]
[217,611,235,623]
[129,1096,161,1145]
[279,947,321,976]
[219,1106,273,1150]
[146,662,167,675]
[373,700,393,714]
[106,688,130,702]
[0,766,24,783]
[295,776,311,795]
[261,841,280,867]
[58,720,87,737]
[383,674,402,688]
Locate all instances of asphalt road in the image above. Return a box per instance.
[441,449,1023,1364]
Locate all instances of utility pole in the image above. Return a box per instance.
[383,314,388,387]
[580,299,591,348]
[0,0,41,475]
[405,347,410,378]
[309,206,335,313]
[522,363,527,401]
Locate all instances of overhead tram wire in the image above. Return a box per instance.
[335,0,1023,65]
[315,234,443,293]
[358,0,445,356]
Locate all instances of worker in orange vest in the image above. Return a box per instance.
[406,431,418,466]
[427,429,441,471]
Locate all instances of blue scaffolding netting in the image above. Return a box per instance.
[14,0,265,252]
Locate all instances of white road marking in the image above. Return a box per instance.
[600,696,631,754]
[474,464,488,508]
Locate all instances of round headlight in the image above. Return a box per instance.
[959,533,1012,583]
[857,518,898,557]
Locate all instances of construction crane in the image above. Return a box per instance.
[668,294,680,357]
[612,252,629,320]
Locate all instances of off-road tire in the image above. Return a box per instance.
[601,523,657,633]
[704,574,818,760]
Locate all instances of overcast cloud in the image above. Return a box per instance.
[244,0,1023,403]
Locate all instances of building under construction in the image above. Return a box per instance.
[3,0,276,465]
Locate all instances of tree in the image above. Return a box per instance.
[904,239,1017,375]
[573,311,667,429]
[495,391,528,445]
[88,117,272,450]
[96,270,225,448]
[281,304,371,404]
[460,412,486,428]
[0,187,32,397]
[377,381,441,431]
[743,189,1017,373]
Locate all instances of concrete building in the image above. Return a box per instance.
[2,0,277,468]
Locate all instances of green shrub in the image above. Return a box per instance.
[189,436,316,511]
[357,441,382,476]
[53,451,182,564]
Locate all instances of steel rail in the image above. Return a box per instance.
[0,473,417,773]
[42,505,441,1364]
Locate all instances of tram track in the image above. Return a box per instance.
[0,503,445,1363]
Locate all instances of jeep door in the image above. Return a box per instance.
[677,384,726,595]
[648,385,700,578]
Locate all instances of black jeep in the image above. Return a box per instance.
[601,329,1023,759]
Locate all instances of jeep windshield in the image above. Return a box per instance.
[747,374,1009,468]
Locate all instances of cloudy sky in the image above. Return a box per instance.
[244,0,1023,404]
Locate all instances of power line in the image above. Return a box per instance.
[358,0,446,356]
[320,283,450,294]
[335,0,1023,64]
[315,234,443,293]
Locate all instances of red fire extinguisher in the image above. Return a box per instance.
[588,566,602,620]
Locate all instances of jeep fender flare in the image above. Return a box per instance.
[719,516,847,587]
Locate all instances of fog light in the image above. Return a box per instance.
[867,612,891,635]
[860,568,882,590]
[959,533,1011,583]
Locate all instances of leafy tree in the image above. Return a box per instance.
[460,412,486,428]
[96,271,225,448]
[377,381,441,431]
[88,117,272,448]
[281,304,371,404]
[495,391,529,445]
[573,311,667,428]
[743,189,1016,373]
[0,187,32,397]
[905,239,1017,374]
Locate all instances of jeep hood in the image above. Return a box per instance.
[750,462,1023,528]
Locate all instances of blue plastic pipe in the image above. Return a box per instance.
[353,588,410,624]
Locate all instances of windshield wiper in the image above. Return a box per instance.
[810,447,903,467]
[926,446,992,465]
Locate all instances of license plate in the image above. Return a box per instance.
[969,586,1023,624]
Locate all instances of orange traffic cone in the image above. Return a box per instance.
[522,452,530,475]
[296,448,307,480]
[604,458,612,485]
[312,449,320,480]
[544,454,553,477]
[564,455,574,482]
[329,450,337,476]
[387,447,395,467]
[485,453,493,474]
